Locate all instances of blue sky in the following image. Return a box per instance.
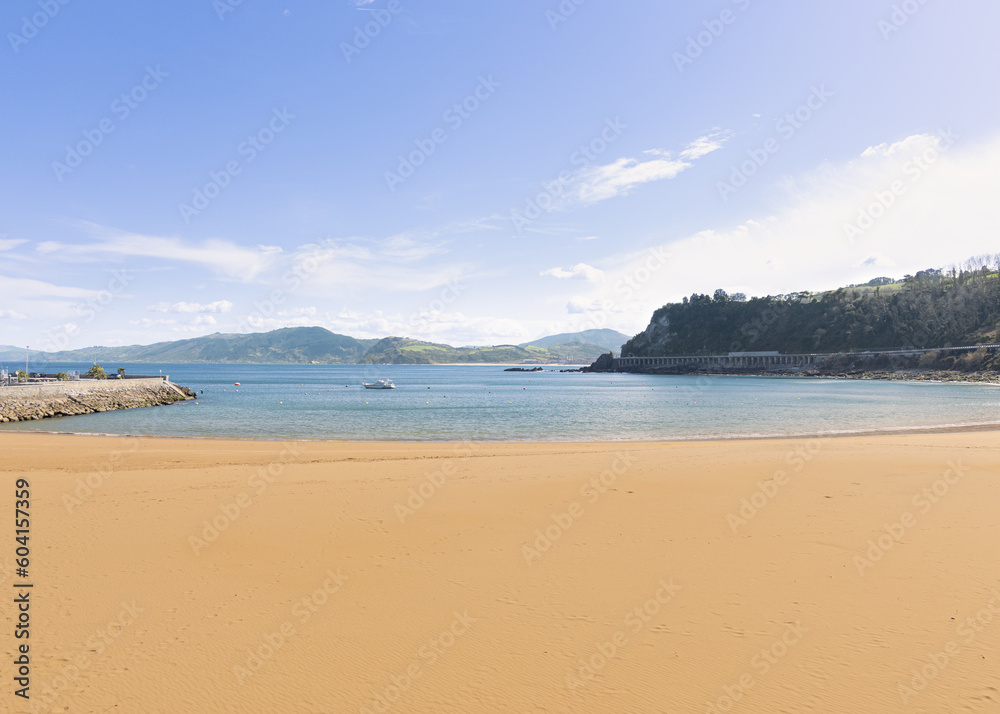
[2,0,999,351]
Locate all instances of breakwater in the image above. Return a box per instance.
[0,379,194,423]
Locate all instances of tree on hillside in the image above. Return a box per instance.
[622,254,1000,357]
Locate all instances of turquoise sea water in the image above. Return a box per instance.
[2,362,999,441]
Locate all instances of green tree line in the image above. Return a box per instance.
[623,255,1000,357]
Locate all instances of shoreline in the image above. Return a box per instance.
[5,418,1000,444]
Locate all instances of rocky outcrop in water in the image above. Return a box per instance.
[581,353,615,372]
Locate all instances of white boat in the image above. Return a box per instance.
[362,379,396,389]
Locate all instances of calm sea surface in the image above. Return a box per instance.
[2,362,999,441]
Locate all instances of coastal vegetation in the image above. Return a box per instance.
[623,255,1000,358]
[85,363,108,379]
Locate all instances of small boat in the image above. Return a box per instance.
[362,379,396,389]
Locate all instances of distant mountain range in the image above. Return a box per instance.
[519,328,628,352]
[0,327,631,367]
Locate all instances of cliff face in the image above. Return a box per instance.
[0,383,192,423]
[621,314,672,357]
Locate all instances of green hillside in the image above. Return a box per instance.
[520,329,630,353]
[623,260,1000,358]
[1,328,607,366]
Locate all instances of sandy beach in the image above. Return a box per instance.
[2,431,998,713]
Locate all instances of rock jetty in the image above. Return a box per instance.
[0,382,194,423]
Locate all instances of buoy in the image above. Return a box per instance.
[234,382,240,386]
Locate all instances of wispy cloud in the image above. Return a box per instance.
[148,300,234,314]
[130,317,177,328]
[0,276,99,299]
[571,151,690,205]
[0,238,28,251]
[283,235,470,296]
[680,130,733,160]
[540,263,604,282]
[37,223,279,281]
[561,131,731,207]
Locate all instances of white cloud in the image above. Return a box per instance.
[285,237,470,296]
[0,309,27,319]
[148,300,233,314]
[561,131,1000,333]
[680,130,733,160]
[191,315,218,326]
[0,276,98,299]
[561,132,730,207]
[130,318,177,328]
[0,238,28,251]
[571,151,691,205]
[40,224,278,281]
[380,232,448,261]
[540,263,604,282]
[860,134,934,158]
